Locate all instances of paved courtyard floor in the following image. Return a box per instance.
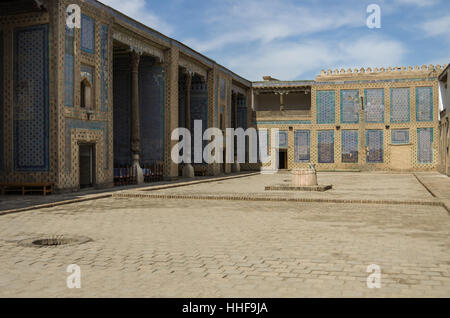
[0,172,449,297]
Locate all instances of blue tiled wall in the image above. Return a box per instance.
[113,56,131,165]
[13,24,49,172]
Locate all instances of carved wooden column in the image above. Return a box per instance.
[130,51,144,184]
[164,46,179,179]
[185,72,192,130]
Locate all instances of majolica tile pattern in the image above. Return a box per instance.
[390,87,410,123]
[64,27,74,107]
[81,14,95,54]
[294,130,310,163]
[391,129,410,144]
[365,89,385,123]
[340,90,359,124]
[113,56,131,166]
[99,23,108,112]
[366,130,384,163]
[13,24,49,172]
[418,128,433,163]
[318,130,334,163]
[316,90,335,124]
[416,87,433,122]
[279,131,288,148]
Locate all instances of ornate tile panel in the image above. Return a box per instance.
[318,130,334,163]
[316,90,335,124]
[81,14,95,54]
[416,87,433,122]
[418,128,433,163]
[340,89,359,124]
[391,129,409,144]
[64,27,74,107]
[100,23,108,111]
[113,56,131,166]
[65,119,109,172]
[220,78,226,100]
[366,130,383,163]
[365,89,385,123]
[13,24,49,171]
[294,130,310,163]
[341,130,358,163]
[279,130,288,148]
[390,87,410,123]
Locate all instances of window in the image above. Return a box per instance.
[80,65,94,109]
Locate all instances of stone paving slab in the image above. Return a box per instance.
[0,198,448,297]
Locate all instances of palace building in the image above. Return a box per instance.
[0,0,448,192]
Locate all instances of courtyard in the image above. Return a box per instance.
[0,172,449,297]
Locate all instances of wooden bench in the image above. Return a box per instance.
[194,165,208,176]
[0,183,54,196]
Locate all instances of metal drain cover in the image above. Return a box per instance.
[18,235,92,247]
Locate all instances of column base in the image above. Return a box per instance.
[132,155,144,185]
[182,163,195,178]
[232,162,241,173]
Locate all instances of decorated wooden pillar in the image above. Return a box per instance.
[185,72,192,130]
[164,46,179,179]
[130,51,144,184]
[182,71,195,178]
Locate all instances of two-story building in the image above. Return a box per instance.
[0,0,447,193]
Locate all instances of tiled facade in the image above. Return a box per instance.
[0,0,447,192]
[252,67,443,172]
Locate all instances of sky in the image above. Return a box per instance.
[99,0,450,81]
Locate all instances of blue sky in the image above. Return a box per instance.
[100,0,450,81]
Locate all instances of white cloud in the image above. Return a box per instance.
[224,36,407,81]
[183,0,364,53]
[395,0,438,7]
[99,0,173,35]
[421,15,450,37]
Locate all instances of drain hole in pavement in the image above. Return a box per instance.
[18,235,92,247]
[32,238,72,246]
